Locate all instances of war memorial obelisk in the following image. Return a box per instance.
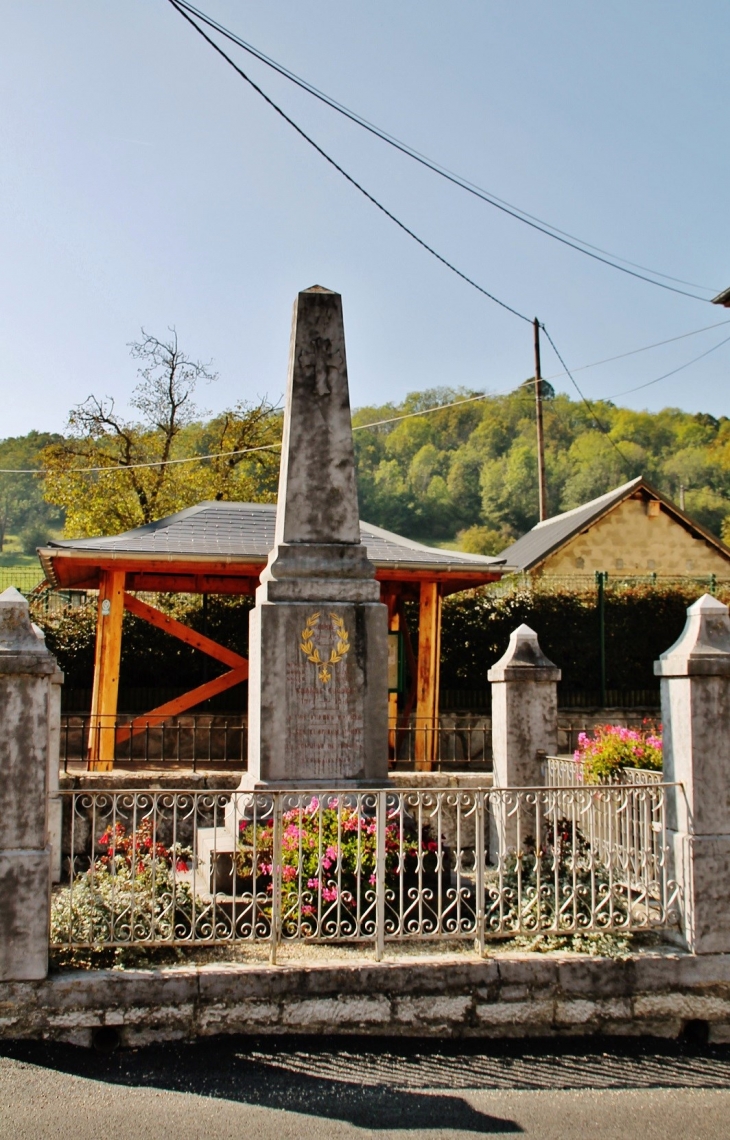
[244,286,388,788]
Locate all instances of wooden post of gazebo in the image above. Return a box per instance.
[383,588,400,756]
[415,580,441,771]
[88,568,125,771]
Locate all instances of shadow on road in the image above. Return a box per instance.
[0,1038,523,1134]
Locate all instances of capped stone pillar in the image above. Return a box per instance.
[0,587,62,980]
[655,593,730,953]
[488,624,561,789]
[246,287,388,787]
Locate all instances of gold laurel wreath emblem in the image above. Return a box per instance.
[299,612,350,683]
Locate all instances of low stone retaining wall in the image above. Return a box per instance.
[2,951,730,1048]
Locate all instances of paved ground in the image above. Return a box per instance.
[1,1035,730,1139]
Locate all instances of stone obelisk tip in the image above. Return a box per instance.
[275,287,361,546]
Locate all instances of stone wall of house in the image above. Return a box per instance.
[542,494,730,576]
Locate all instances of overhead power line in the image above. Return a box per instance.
[0,442,283,475]
[543,318,730,381]
[167,0,531,324]
[170,0,716,302]
[603,333,730,400]
[3,322,727,477]
[541,326,634,474]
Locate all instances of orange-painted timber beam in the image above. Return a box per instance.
[110,592,249,747]
[116,667,248,743]
[123,592,248,669]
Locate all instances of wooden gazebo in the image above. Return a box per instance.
[39,502,507,770]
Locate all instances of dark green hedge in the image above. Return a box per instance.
[35,582,718,709]
[439,582,718,696]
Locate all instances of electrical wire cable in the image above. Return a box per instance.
[541,325,634,473]
[543,318,730,381]
[167,0,532,325]
[602,333,730,401]
[0,442,283,475]
[3,325,725,477]
[170,0,717,302]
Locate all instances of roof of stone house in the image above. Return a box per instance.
[496,476,730,573]
[40,500,507,578]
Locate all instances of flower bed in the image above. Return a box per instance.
[574,722,662,783]
[235,797,447,936]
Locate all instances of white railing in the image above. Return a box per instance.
[543,756,665,888]
[544,755,663,786]
[50,783,679,960]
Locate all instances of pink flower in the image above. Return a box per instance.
[307,878,320,890]
[321,886,338,902]
[325,845,338,862]
[282,865,297,882]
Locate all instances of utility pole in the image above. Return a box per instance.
[534,318,548,521]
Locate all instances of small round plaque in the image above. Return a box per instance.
[101,599,111,616]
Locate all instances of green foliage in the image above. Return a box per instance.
[36,581,720,706]
[50,820,195,968]
[40,332,281,538]
[440,580,718,697]
[353,387,730,543]
[455,525,509,556]
[493,818,629,935]
[0,431,64,551]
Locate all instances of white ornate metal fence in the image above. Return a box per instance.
[543,755,663,787]
[51,783,679,960]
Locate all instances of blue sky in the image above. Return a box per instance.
[1,0,729,437]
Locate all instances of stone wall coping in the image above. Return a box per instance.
[0,654,58,676]
[58,772,243,791]
[4,949,730,1046]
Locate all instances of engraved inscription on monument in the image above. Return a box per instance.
[286,607,365,779]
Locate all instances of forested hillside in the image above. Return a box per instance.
[2,384,729,552]
[353,387,730,552]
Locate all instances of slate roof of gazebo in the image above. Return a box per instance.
[39,501,509,593]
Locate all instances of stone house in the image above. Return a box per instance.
[497,476,730,578]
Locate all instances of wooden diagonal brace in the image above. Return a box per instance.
[116,666,249,743]
[123,592,247,669]
[114,592,250,747]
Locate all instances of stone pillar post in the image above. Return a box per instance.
[655,593,730,953]
[488,624,561,789]
[0,587,61,980]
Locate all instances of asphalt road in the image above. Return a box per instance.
[1,1036,730,1139]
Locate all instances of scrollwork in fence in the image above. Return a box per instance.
[50,782,680,961]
